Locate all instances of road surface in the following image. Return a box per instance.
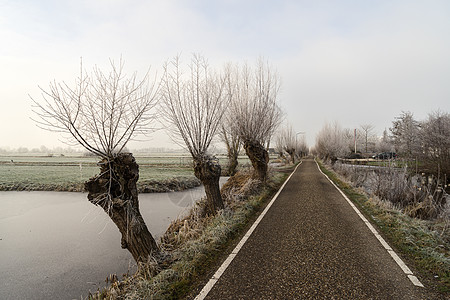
[196,158,442,299]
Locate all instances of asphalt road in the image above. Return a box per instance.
[199,159,441,299]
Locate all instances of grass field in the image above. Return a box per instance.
[0,154,253,191]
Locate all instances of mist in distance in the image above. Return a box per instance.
[0,0,449,150]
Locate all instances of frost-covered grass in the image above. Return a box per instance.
[333,162,448,220]
[0,164,195,191]
[0,153,260,192]
[0,154,254,192]
[0,164,97,191]
[0,155,197,191]
[89,168,290,299]
[0,154,252,167]
[318,160,450,294]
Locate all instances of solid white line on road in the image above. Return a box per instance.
[408,275,425,288]
[315,159,425,288]
[194,162,303,300]
[388,250,413,274]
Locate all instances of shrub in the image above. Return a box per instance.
[332,162,449,221]
[88,167,289,299]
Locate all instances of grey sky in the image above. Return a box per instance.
[1,0,449,150]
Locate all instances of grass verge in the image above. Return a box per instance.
[317,160,449,294]
[0,162,198,192]
[90,166,293,299]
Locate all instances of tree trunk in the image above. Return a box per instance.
[193,155,224,215]
[85,153,159,264]
[244,139,269,182]
[221,127,240,176]
[286,149,295,164]
[227,152,239,176]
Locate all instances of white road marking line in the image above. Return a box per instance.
[408,275,425,287]
[194,162,303,300]
[388,250,413,274]
[315,159,424,288]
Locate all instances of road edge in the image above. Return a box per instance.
[194,161,303,300]
[315,158,424,288]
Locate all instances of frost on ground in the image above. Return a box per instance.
[332,162,449,221]
[321,160,449,293]
[88,168,287,300]
[0,176,201,193]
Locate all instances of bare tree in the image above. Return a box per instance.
[343,127,371,155]
[420,110,450,175]
[220,63,241,176]
[230,59,282,181]
[275,133,287,162]
[219,125,241,176]
[390,111,420,159]
[278,124,296,164]
[160,54,228,215]
[315,121,350,163]
[360,124,376,154]
[342,128,357,154]
[377,129,393,152]
[296,134,309,158]
[31,59,160,263]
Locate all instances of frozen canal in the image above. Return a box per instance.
[0,180,226,300]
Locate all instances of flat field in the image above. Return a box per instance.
[0,154,252,191]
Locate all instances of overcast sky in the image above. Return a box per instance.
[1,0,449,150]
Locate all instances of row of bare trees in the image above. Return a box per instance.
[31,55,282,264]
[391,111,450,176]
[314,122,386,160]
[314,122,346,162]
[314,122,393,162]
[313,111,449,177]
[275,124,308,164]
[228,61,282,181]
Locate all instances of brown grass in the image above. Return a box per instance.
[88,167,290,299]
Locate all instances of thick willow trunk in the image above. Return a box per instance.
[227,152,239,176]
[244,140,269,182]
[222,128,240,176]
[286,149,295,164]
[193,155,224,215]
[85,153,159,263]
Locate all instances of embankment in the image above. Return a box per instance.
[0,177,201,193]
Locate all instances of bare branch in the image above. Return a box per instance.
[160,54,229,158]
[230,58,282,146]
[31,58,159,158]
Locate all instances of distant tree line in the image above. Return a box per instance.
[0,145,80,154]
[391,111,449,176]
[313,110,450,176]
[275,123,309,164]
